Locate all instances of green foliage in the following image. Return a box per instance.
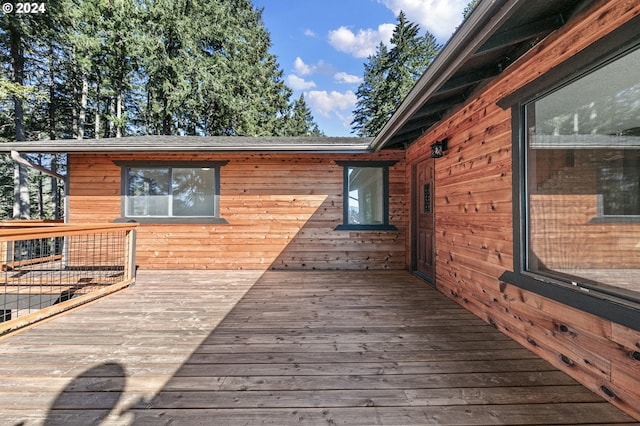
[351,12,441,137]
[139,0,308,136]
[0,78,33,100]
[463,0,481,19]
[0,156,14,219]
[0,0,323,218]
[283,95,324,137]
[1,0,321,140]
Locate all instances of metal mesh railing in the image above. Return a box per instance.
[1,222,137,335]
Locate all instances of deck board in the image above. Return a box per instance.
[0,270,636,425]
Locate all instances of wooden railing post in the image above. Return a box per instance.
[0,241,9,270]
[124,227,137,283]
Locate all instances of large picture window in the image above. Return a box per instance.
[116,161,228,224]
[523,46,640,302]
[335,161,397,231]
[498,23,640,330]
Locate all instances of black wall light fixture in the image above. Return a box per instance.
[431,138,448,158]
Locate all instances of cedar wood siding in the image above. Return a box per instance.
[405,0,640,420]
[67,150,406,271]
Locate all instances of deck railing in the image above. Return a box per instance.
[0,222,137,335]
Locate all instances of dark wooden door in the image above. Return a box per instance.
[414,158,435,282]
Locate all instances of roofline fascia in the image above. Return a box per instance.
[370,0,527,152]
[0,144,375,154]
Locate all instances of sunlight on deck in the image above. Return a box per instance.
[0,270,634,425]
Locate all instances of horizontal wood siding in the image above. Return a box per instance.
[68,151,406,271]
[406,0,640,420]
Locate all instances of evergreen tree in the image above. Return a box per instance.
[2,0,322,140]
[0,0,324,218]
[140,0,302,137]
[351,42,390,137]
[284,94,324,136]
[351,12,441,137]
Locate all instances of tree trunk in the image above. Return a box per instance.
[51,155,61,220]
[108,97,115,137]
[116,92,122,138]
[94,80,100,139]
[37,156,44,219]
[78,75,88,139]
[162,96,171,135]
[48,46,61,220]
[48,45,56,141]
[13,165,30,219]
[10,21,29,219]
[71,55,78,138]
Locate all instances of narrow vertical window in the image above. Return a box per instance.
[335,161,397,231]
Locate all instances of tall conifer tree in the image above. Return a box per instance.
[351,12,440,137]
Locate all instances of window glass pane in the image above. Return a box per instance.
[347,167,383,225]
[172,168,215,216]
[126,168,170,216]
[526,48,640,296]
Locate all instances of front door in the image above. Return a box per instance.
[414,158,435,282]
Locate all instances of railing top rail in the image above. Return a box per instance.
[0,223,138,241]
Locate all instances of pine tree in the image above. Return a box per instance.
[351,43,390,137]
[2,0,322,140]
[284,94,324,136]
[351,12,441,137]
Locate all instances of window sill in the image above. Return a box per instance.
[499,270,640,331]
[334,224,398,231]
[589,215,640,224]
[113,217,229,224]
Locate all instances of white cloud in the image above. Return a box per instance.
[305,90,357,118]
[293,57,334,76]
[328,24,395,58]
[335,111,355,133]
[286,75,316,90]
[293,57,312,75]
[334,72,363,85]
[304,29,316,37]
[379,0,467,41]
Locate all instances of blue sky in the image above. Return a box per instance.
[252,0,470,136]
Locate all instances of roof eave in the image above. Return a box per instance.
[2,145,373,154]
[0,136,375,155]
[370,0,527,152]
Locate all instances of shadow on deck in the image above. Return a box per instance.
[0,270,636,425]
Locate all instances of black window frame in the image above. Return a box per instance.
[114,160,229,224]
[334,160,398,231]
[498,15,640,331]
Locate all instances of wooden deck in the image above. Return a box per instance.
[0,270,636,425]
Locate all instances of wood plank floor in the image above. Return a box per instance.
[0,270,636,425]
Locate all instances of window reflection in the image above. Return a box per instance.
[525,47,640,296]
[125,167,216,217]
[172,168,215,216]
[347,167,384,225]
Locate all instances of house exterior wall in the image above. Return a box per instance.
[67,150,406,271]
[405,0,640,420]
